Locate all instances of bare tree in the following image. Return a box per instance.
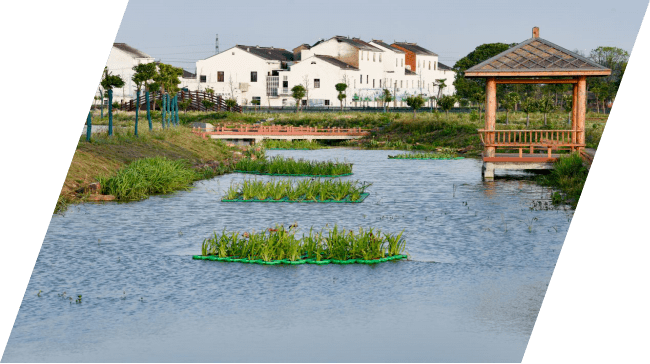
[341,74,352,107]
[228,74,238,103]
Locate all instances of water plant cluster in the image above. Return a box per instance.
[537,152,589,208]
[198,224,407,264]
[261,139,329,150]
[223,179,371,202]
[99,157,200,200]
[234,155,353,176]
[388,150,462,160]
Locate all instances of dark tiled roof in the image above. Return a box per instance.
[371,40,404,53]
[327,36,382,51]
[182,69,196,78]
[236,45,294,62]
[405,69,417,76]
[392,42,438,56]
[466,37,610,74]
[113,43,152,59]
[313,55,359,70]
[438,62,452,71]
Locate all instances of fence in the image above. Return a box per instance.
[118,90,242,113]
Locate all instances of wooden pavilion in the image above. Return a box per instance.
[465,27,611,179]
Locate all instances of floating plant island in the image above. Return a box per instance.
[262,139,330,150]
[193,224,408,265]
[388,151,464,160]
[234,156,353,177]
[222,179,371,203]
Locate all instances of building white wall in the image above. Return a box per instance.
[287,56,359,107]
[101,46,154,103]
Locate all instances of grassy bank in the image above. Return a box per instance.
[59,127,237,213]
[90,109,606,153]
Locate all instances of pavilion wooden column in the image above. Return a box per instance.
[572,82,578,147]
[576,75,587,149]
[485,77,497,157]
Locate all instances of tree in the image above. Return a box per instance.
[520,96,537,128]
[335,83,347,112]
[589,46,629,108]
[380,88,393,113]
[100,67,125,136]
[302,75,311,108]
[471,89,485,120]
[291,85,306,112]
[225,99,237,112]
[202,99,215,111]
[562,94,573,125]
[132,62,157,127]
[405,95,426,119]
[500,92,520,125]
[536,96,555,126]
[453,43,515,100]
[179,99,191,114]
[438,95,457,119]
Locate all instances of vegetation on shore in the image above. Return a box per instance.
[223,179,372,202]
[234,156,353,176]
[200,224,406,262]
[261,139,329,150]
[537,153,590,209]
[388,149,461,159]
[58,127,237,213]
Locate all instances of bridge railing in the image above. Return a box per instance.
[204,124,370,135]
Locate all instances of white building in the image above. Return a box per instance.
[100,43,154,103]
[194,45,294,106]
[184,36,456,108]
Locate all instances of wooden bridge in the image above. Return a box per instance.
[465,27,611,179]
[193,124,370,144]
[119,90,242,113]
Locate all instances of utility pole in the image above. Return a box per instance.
[215,34,219,55]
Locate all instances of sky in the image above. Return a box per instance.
[116,0,647,72]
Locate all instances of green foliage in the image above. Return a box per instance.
[405,95,426,117]
[200,224,406,261]
[223,178,371,202]
[452,43,515,99]
[131,63,157,92]
[152,63,183,94]
[225,98,238,110]
[291,85,306,110]
[438,95,457,117]
[261,139,328,150]
[388,149,459,159]
[234,155,352,176]
[537,153,589,209]
[100,67,125,90]
[179,99,191,113]
[201,99,215,110]
[98,157,199,200]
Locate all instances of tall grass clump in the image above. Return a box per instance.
[262,139,329,150]
[200,224,407,262]
[234,155,352,176]
[99,157,198,200]
[223,178,371,202]
[537,152,589,208]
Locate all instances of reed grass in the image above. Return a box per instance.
[537,152,588,208]
[200,224,406,261]
[223,178,371,202]
[234,155,352,176]
[98,157,199,200]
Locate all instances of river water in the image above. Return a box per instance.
[3,149,571,363]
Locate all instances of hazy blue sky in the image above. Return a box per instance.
[115,0,648,72]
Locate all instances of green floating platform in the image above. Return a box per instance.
[387,156,465,160]
[222,192,369,203]
[233,170,353,178]
[192,254,408,265]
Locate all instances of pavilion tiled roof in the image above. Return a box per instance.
[465,37,610,77]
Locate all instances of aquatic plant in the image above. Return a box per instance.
[223,178,371,202]
[199,224,407,262]
[388,149,460,159]
[234,155,352,176]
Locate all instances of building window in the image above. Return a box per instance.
[400,80,403,88]
[366,75,368,84]
[373,79,375,88]
[396,59,398,67]
[200,75,207,83]
[217,72,224,82]
[379,54,382,62]
[325,100,330,106]
[252,96,261,105]
[401,59,404,67]
[301,100,307,106]
[314,79,320,88]
[379,79,381,88]
[360,75,363,84]
[251,72,257,82]
[429,61,431,70]
[373,53,376,62]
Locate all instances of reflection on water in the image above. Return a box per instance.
[2,149,570,363]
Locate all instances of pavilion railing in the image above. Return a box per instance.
[478,129,584,156]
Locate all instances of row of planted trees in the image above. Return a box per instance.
[91,63,185,140]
